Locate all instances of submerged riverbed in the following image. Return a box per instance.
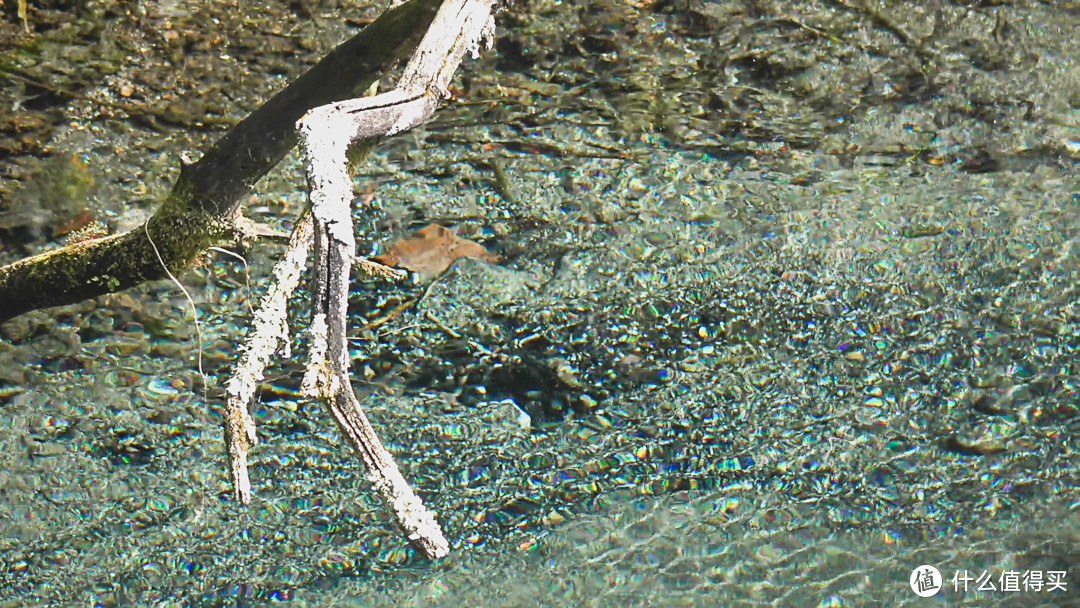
[0,0,1076,605]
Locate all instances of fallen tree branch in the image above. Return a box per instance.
[296,0,495,559]
[223,207,314,505]
[3,0,505,560]
[0,0,444,323]
[221,129,398,506]
[221,0,501,558]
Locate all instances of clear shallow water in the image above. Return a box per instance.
[0,144,1075,606]
[0,0,1077,606]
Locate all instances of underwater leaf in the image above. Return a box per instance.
[372,224,499,281]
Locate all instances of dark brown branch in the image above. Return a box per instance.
[172,0,442,219]
[0,0,444,323]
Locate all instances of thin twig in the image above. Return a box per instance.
[144,220,207,394]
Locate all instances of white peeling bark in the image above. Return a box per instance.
[223,210,314,504]
[288,0,501,559]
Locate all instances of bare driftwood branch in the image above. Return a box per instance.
[2,0,503,560]
[0,0,444,323]
[296,0,496,560]
[223,208,314,505]
[222,0,501,558]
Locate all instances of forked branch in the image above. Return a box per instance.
[225,0,501,559]
[0,0,444,323]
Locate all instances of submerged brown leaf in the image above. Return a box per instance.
[372,224,499,280]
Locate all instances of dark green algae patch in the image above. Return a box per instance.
[0,0,1077,605]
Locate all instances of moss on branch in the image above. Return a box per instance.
[0,0,445,323]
